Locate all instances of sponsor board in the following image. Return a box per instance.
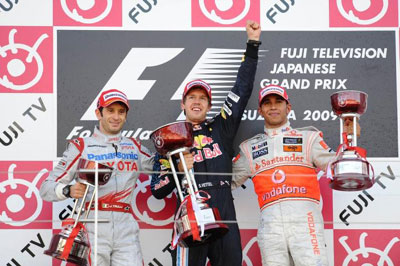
[334,229,400,265]
[53,0,122,26]
[261,0,329,29]
[57,31,397,159]
[0,161,52,229]
[329,0,399,27]
[0,0,52,26]
[0,94,55,160]
[191,0,260,27]
[0,229,53,265]
[0,26,53,93]
[333,159,400,230]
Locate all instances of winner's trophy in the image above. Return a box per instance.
[151,122,228,248]
[44,158,113,265]
[328,90,374,191]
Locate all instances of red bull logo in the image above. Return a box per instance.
[193,135,214,149]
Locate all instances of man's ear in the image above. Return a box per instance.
[286,103,292,115]
[95,108,102,120]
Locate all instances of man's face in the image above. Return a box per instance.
[258,94,291,128]
[181,88,211,124]
[95,102,128,135]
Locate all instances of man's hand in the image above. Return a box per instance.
[246,20,261,41]
[343,117,361,138]
[178,152,195,173]
[70,182,87,199]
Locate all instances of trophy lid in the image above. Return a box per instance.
[150,121,194,155]
[331,90,368,116]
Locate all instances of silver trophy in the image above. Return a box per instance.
[151,121,228,248]
[329,90,374,191]
[44,158,113,265]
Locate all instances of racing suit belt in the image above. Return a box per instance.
[86,201,133,215]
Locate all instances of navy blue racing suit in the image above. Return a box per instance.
[151,43,259,266]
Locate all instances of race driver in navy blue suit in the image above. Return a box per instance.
[150,20,262,266]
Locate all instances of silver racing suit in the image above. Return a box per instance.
[40,126,154,266]
[232,122,334,266]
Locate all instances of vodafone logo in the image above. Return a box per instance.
[54,0,122,26]
[271,169,285,184]
[330,0,398,27]
[192,0,260,27]
[0,162,52,229]
[0,27,52,93]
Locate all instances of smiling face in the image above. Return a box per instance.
[258,94,291,129]
[95,102,128,135]
[181,87,211,125]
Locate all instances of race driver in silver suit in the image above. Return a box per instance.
[231,85,358,266]
[40,89,154,266]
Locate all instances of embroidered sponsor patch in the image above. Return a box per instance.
[251,141,268,151]
[228,91,240,103]
[283,137,303,144]
[223,103,232,116]
[252,147,269,159]
[57,159,67,169]
[283,145,302,152]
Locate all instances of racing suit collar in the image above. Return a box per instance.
[92,126,122,144]
[264,121,292,137]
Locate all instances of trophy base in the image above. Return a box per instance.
[180,222,229,248]
[44,232,90,266]
[330,173,373,191]
[176,207,229,248]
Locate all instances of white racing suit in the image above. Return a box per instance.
[232,122,334,266]
[40,126,154,266]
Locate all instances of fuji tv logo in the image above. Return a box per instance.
[336,0,389,25]
[60,0,113,24]
[0,29,48,91]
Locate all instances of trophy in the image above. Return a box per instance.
[329,90,374,191]
[44,158,113,265]
[151,121,228,248]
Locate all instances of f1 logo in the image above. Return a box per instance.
[0,27,52,93]
[192,0,260,27]
[329,0,398,27]
[53,0,122,26]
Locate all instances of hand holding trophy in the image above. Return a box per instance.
[151,121,228,248]
[44,159,113,265]
[328,90,374,191]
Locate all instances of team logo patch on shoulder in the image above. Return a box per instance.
[57,159,67,169]
[283,137,303,144]
[159,159,171,170]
